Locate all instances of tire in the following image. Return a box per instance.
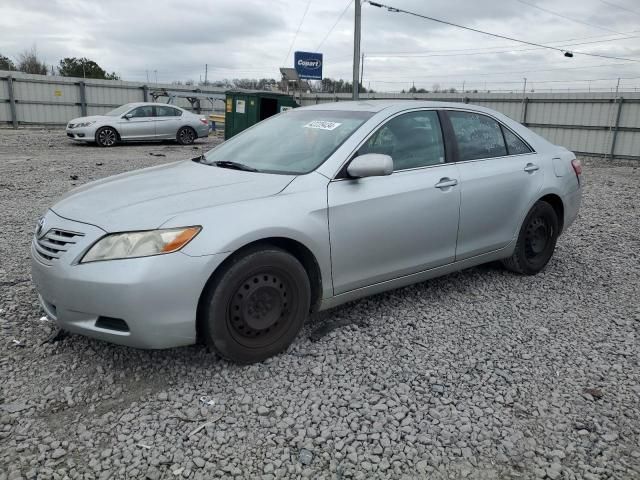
[201,246,311,364]
[177,126,196,145]
[95,127,118,147]
[502,201,559,275]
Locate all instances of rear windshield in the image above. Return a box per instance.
[203,109,374,174]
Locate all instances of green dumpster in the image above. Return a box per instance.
[224,89,298,140]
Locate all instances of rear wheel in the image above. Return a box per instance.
[502,201,559,275]
[95,127,118,147]
[202,246,310,363]
[177,126,196,145]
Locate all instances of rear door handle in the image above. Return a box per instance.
[524,163,540,173]
[435,178,458,189]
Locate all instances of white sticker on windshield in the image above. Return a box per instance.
[304,120,342,131]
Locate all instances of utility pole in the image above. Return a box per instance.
[360,52,365,92]
[146,70,149,83]
[352,0,361,100]
[205,64,208,85]
[154,70,158,85]
[462,80,465,93]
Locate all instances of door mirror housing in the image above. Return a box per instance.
[347,154,393,178]
[123,113,133,119]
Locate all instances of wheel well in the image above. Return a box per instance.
[539,194,564,233]
[195,237,323,343]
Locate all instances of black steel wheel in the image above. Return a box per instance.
[502,201,559,275]
[201,246,310,363]
[177,126,196,145]
[95,127,118,147]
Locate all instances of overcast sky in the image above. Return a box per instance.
[1,0,639,92]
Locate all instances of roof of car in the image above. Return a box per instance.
[301,100,493,114]
[123,102,184,109]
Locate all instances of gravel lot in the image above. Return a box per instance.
[1,128,639,480]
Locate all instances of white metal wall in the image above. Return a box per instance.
[0,71,226,126]
[1,71,639,160]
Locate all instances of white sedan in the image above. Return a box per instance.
[66,102,210,147]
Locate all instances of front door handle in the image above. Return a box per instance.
[524,163,540,173]
[435,178,458,189]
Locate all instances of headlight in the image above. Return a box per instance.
[75,121,96,128]
[81,226,201,263]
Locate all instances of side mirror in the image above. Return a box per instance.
[123,113,133,119]
[347,153,393,178]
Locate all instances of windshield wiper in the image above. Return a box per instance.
[213,161,259,172]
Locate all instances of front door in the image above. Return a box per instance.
[117,105,155,140]
[328,110,461,295]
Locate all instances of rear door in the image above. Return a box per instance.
[443,110,544,260]
[117,105,155,140]
[154,105,183,139]
[328,109,461,294]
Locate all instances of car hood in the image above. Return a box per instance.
[68,115,109,125]
[51,160,296,231]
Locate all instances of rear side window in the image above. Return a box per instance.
[448,111,507,161]
[156,106,182,117]
[359,110,445,170]
[502,126,532,155]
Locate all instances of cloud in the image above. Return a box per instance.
[0,0,638,92]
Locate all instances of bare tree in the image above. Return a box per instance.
[17,46,47,75]
[0,54,15,71]
[432,83,441,93]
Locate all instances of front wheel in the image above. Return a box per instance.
[502,201,559,275]
[176,126,196,145]
[95,127,118,147]
[201,246,311,364]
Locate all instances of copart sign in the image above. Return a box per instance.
[294,51,323,80]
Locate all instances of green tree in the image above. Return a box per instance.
[17,47,47,75]
[58,57,119,80]
[0,54,15,71]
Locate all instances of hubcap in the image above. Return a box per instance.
[229,273,290,341]
[99,129,116,146]
[180,129,194,143]
[525,216,551,259]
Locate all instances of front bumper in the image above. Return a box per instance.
[66,125,96,142]
[30,210,227,349]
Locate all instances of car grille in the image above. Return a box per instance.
[34,229,84,262]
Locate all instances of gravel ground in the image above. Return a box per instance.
[1,128,639,480]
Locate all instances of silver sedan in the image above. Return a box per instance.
[33,101,582,363]
[65,102,210,147]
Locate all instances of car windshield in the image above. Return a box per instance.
[105,104,134,116]
[202,109,374,174]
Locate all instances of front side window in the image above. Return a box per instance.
[202,109,373,174]
[130,106,154,118]
[502,126,532,155]
[156,106,182,117]
[359,110,445,170]
[448,111,507,161]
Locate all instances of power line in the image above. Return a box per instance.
[514,0,625,35]
[283,0,313,65]
[316,0,354,50]
[367,61,637,81]
[366,75,640,85]
[366,1,640,63]
[599,0,640,17]
[362,35,640,58]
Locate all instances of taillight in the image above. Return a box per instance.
[200,118,208,125]
[571,159,582,176]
